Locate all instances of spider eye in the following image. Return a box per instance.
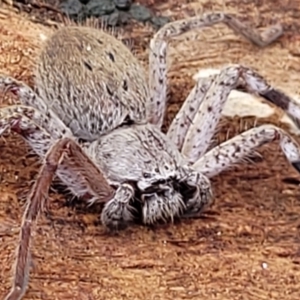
[143,172,151,178]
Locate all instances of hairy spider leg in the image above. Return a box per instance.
[193,124,300,178]
[148,12,283,128]
[0,108,114,300]
[178,65,300,164]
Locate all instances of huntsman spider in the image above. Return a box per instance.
[1,11,299,300]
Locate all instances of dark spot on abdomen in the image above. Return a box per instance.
[123,80,128,91]
[107,52,115,62]
[83,61,93,71]
[106,84,114,96]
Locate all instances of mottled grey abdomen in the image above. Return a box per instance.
[35,26,150,141]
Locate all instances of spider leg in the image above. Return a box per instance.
[4,138,69,300]
[180,168,213,218]
[5,135,114,300]
[0,106,56,156]
[101,183,136,230]
[167,76,215,150]
[180,65,300,164]
[0,75,45,109]
[0,110,114,299]
[259,88,300,128]
[0,105,112,200]
[4,137,114,300]
[192,124,300,178]
[180,65,240,162]
[0,105,72,154]
[0,74,71,137]
[148,12,283,127]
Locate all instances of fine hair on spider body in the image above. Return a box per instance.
[1,11,300,300]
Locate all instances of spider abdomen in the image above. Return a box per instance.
[35,26,150,142]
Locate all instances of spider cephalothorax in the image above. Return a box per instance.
[1,11,300,300]
[87,123,213,228]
